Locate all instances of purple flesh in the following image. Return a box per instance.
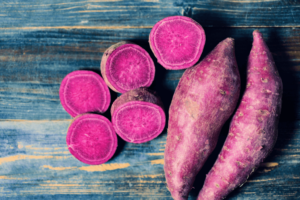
[66,114,118,165]
[149,16,205,70]
[101,42,155,93]
[59,70,111,117]
[111,88,165,143]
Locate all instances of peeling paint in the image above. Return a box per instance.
[147,153,164,156]
[260,162,279,168]
[43,165,77,171]
[79,163,130,172]
[151,159,164,165]
[0,155,54,165]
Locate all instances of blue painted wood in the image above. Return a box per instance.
[1,0,300,199]
[0,0,299,28]
[0,28,299,121]
[0,120,299,199]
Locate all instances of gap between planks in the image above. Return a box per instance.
[0,119,72,123]
[0,25,300,31]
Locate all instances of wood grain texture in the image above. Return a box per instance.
[0,120,299,199]
[0,0,300,29]
[0,28,299,121]
[1,0,300,199]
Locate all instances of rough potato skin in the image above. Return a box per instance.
[100,41,129,93]
[197,30,283,200]
[164,38,241,200]
[110,88,164,116]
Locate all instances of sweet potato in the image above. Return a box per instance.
[149,16,205,70]
[59,70,111,117]
[111,88,166,143]
[66,114,118,165]
[100,42,155,93]
[197,30,283,200]
[164,38,241,200]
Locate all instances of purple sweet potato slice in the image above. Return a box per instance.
[100,42,155,93]
[111,88,166,143]
[197,30,283,200]
[66,114,117,165]
[164,38,241,200]
[149,16,205,70]
[59,70,110,117]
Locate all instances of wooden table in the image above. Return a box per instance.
[0,0,299,199]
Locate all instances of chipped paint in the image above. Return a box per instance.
[74,9,128,13]
[79,163,130,172]
[43,163,130,172]
[147,153,164,156]
[0,176,29,180]
[34,151,70,154]
[247,178,277,182]
[0,25,153,30]
[17,142,23,149]
[0,119,72,123]
[137,174,164,178]
[0,155,54,165]
[151,159,164,165]
[223,0,279,2]
[260,162,279,168]
[43,165,77,171]
[25,145,68,150]
[40,184,81,187]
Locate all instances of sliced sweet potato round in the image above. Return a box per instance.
[59,70,110,117]
[100,42,155,93]
[111,88,165,143]
[66,114,117,165]
[149,16,206,70]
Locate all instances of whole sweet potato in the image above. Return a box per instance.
[197,30,283,200]
[164,38,241,200]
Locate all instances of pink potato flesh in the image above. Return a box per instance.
[111,88,165,143]
[197,30,283,200]
[113,101,165,143]
[110,87,164,116]
[66,114,117,165]
[101,42,155,93]
[149,16,205,70]
[164,38,241,200]
[59,70,111,117]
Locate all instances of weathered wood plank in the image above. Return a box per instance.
[1,1,300,199]
[0,119,299,199]
[0,0,300,29]
[0,27,299,121]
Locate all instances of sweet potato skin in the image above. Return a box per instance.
[100,42,155,93]
[110,88,164,116]
[197,30,283,200]
[111,88,166,143]
[164,38,241,200]
[149,16,206,70]
[100,41,128,93]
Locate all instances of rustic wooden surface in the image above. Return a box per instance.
[0,0,300,199]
